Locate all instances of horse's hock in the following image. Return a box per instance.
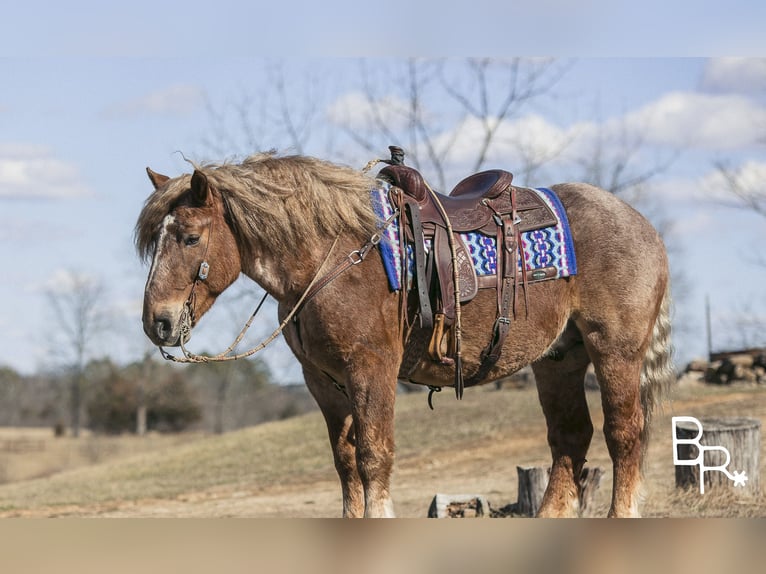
[674,417,761,496]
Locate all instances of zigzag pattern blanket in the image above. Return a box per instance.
[370,180,577,291]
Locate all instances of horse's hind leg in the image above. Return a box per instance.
[304,368,364,517]
[532,341,593,517]
[577,315,648,518]
[589,350,645,517]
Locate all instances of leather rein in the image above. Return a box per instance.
[159,210,399,364]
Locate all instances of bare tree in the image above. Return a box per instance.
[200,58,571,191]
[46,271,107,437]
[331,58,570,190]
[202,91,270,159]
[709,153,766,347]
[439,59,570,175]
[714,158,766,219]
[574,112,680,202]
[572,114,682,251]
[202,61,324,159]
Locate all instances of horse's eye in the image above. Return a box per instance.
[185,235,200,246]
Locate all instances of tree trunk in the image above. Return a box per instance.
[70,372,82,438]
[136,404,147,436]
[214,381,228,435]
[675,417,761,496]
[137,353,150,436]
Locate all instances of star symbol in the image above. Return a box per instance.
[732,470,748,488]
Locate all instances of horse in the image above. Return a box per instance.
[135,152,673,517]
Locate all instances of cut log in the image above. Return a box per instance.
[727,354,755,368]
[674,417,761,496]
[427,493,490,518]
[685,358,709,373]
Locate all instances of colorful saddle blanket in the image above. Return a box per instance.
[370,180,577,291]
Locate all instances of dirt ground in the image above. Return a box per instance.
[2,440,531,518]
[1,377,765,518]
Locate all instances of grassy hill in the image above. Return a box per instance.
[0,381,765,517]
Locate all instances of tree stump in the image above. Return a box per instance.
[674,417,761,496]
[514,465,603,516]
[515,466,550,516]
[578,467,604,513]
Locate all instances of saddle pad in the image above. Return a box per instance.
[370,181,577,291]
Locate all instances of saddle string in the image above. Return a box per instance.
[511,190,530,319]
[420,180,465,400]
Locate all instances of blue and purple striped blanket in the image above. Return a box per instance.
[370,180,577,291]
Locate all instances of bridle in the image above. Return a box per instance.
[167,208,215,354]
[158,207,399,364]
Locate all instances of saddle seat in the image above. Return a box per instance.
[450,169,513,199]
[379,164,556,234]
[382,166,511,203]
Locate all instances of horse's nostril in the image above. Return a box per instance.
[154,315,172,341]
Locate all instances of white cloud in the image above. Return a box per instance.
[491,114,571,161]
[702,58,766,95]
[327,84,765,185]
[104,84,205,118]
[620,91,766,149]
[699,159,766,201]
[647,160,766,206]
[650,177,701,203]
[325,91,410,130]
[38,269,101,295]
[0,144,92,199]
[730,160,766,190]
[432,113,572,171]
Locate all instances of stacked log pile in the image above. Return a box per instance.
[685,350,766,385]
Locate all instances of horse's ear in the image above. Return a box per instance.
[190,169,210,206]
[146,167,170,190]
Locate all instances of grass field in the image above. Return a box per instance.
[0,379,764,517]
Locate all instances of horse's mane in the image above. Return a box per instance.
[135,153,379,263]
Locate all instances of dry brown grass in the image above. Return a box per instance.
[0,428,203,486]
[0,378,764,517]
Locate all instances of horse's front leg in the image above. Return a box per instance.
[303,368,364,517]
[346,353,399,518]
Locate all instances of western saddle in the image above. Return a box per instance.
[377,147,557,397]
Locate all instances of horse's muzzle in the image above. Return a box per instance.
[144,311,183,347]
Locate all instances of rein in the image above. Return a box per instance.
[159,211,399,364]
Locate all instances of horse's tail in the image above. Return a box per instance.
[639,283,674,463]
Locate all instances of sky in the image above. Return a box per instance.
[1,5,765,379]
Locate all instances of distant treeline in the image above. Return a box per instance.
[0,357,316,435]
